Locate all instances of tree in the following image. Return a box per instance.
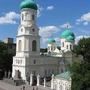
[70,38,90,90]
[0,41,15,72]
[73,37,90,63]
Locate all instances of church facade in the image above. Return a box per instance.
[12,0,75,81]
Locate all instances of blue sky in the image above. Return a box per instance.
[0,0,90,48]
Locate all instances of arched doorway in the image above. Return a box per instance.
[32,75,37,86]
[14,70,21,80]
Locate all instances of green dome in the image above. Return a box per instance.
[20,0,38,10]
[61,29,75,39]
[66,35,75,42]
[48,39,56,43]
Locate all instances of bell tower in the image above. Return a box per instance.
[16,0,40,57]
[12,0,40,80]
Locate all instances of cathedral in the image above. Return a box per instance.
[12,0,75,84]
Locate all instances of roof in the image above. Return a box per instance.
[55,71,71,81]
[20,0,38,10]
[60,29,75,42]
[66,35,75,42]
[48,39,56,43]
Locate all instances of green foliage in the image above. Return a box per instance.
[0,41,15,72]
[70,38,90,90]
[73,37,90,63]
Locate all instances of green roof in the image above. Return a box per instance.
[20,0,38,10]
[61,29,75,39]
[48,39,56,43]
[55,71,71,81]
[66,35,75,42]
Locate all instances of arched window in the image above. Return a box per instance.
[33,60,36,64]
[18,40,22,52]
[32,40,37,51]
[32,15,35,20]
[62,42,64,47]
[51,46,53,50]
[70,45,72,50]
[22,14,24,21]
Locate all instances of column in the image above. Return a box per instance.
[37,74,40,86]
[51,74,54,89]
[30,73,33,86]
[44,78,46,87]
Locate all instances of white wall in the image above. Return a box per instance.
[53,78,71,90]
[61,38,74,52]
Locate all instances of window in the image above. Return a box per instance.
[25,13,28,20]
[22,14,24,21]
[32,29,35,32]
[33,60,36,64]
[18,40,22,52]
[70,45,72,50]
[67,45,68,49]
[51,46,53,50]
[21,28,23,32]
[62,42,64,47]
[32,40,37,51]
[32,15,35,20]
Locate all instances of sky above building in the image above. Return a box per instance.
[0,0,90,48]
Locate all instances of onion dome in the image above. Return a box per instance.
[48,39,56,43]
[60,29,75,42]
[20,0,38,10]
[66,35,75,42]
[61,29,75,39]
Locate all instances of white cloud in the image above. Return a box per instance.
[47,6,54,10]
[60,22,72,29]
[75,35,90,44]
[37,5,44,17]
[81,12,90,22]
[39,25,60,48]
[0,12,19,24]
[76,12,90,26]
[39,25,60,38]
